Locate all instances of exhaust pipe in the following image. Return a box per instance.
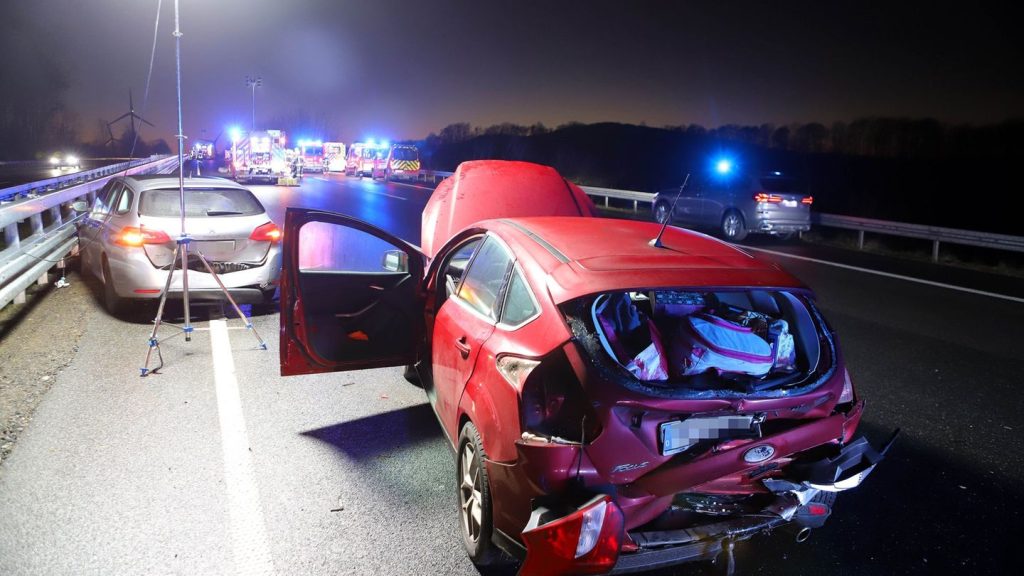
[794,527,812,543]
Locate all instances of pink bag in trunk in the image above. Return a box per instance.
[669,314,774,378]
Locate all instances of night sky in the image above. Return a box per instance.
[4,0,1022,145]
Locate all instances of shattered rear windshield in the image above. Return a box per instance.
[140,188,265,218]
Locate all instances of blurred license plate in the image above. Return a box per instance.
[660,415,757,456]
[782,199,798,207]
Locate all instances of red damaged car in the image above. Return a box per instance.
[279,161,896,575]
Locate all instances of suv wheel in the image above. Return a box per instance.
[457,422,500,567]
[721,210,748,241]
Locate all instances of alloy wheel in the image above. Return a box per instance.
[459,443,484,543]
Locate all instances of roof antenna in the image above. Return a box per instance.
[650,173,689,248]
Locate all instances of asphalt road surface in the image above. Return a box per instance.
[1,166,1021,575]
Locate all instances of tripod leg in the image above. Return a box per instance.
[195,250,268,350]
[141,243,181,376]
[180,238,193,342]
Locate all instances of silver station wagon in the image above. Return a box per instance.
[76,175,282,314]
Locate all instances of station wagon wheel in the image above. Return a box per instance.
[721,210,748,241]
[653,201,672,224]
[457,422,500,566]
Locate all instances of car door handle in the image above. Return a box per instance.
[454,336,471,358]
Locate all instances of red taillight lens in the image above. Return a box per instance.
[753,192,783,203]
[113,226,171,247]
[520,496,624,576]
[807,503,829,516]
[802,196,814,205]
[250,222,282,243]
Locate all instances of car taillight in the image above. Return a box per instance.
[113,226,171,247]
[802,196,814,205]
[753,192,783,203]
[839,368,855,404]
[250,222,282,243]
[519,495,624,576]
[514,351,600,443]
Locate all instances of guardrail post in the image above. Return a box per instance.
[633,200,638,212]
[604,197,609,208]
[857,230,865,250]
[932,240,940,262]
[4,223,26,304]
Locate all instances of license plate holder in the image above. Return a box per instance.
[659,415,760,456]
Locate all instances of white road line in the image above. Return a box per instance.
[371,190,407,200]
[744,246,1024,304]
[210,319,276,576]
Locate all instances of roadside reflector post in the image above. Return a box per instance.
[857,230,865,250]
[932,240,940,262]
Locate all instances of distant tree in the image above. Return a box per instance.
[793,123,829,153]
[439,122,473,143]
[771,126,790,149]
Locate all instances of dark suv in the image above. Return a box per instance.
[653,172,813,241]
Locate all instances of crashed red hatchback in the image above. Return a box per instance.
[280,161,895,575]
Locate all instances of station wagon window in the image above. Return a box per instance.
[139,188,264,218]
[499,265,538,327]
[457,237,512,320]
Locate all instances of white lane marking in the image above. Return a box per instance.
[389,180,436,191]
[370,189,407,200]
[210,319,276,575]
[744,246,1024,304]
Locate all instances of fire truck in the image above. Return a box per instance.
[298,139,325,173]
[323,142,346,172]
[348,142,397,177]
[230,129,289,184]
[375,144,421,181]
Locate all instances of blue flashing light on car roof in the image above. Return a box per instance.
[380,140,390,149]
[715,158,733,175]
[367,138,376,147]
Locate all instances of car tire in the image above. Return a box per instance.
[102,258,126,315]
[721,210,748,242]
[653,201,672,224]
[457,422,501,567]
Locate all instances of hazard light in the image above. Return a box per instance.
[114,227,171,247]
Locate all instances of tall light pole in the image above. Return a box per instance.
[245,75,262,129]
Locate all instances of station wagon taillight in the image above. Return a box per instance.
[753,192,783,203]
[250,222,282,243]
[113,226,171,247]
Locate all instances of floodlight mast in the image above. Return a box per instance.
[173,0,192,339]
[650,173,690,248]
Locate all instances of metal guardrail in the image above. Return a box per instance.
[0,155,179,310]
[0,157,169,203]
[577,185,1024,262]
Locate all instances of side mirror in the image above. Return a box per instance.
[71,200,89,212]
[382,250,409,273]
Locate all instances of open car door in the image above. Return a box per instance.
[280,208,425,376]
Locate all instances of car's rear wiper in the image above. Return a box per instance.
[206,210,244,216]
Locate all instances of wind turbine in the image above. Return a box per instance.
[105,89,154,151]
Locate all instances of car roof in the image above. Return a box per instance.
[487,216,805,303]
[122,175,249,192]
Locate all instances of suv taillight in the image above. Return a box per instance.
[802,196,814,205]
[754,192,783,203]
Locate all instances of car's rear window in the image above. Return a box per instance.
[759,177,806,194]
[139,187,265,218]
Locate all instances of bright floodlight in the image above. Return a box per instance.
[716,159,732,174]
[66,155,79,165]
[50,156,59,164]
[228,126,242,143]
